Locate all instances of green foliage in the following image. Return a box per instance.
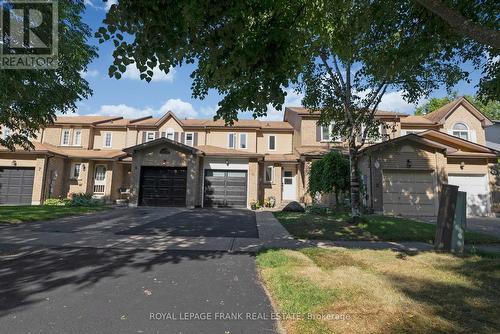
[0,0,97,150]
[305,205,328,215]
[415,93,458,115]
[308,151,350,199]
[44,198,72,206]
[416,93,500,120]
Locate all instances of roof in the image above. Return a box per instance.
[263,154,299,162]
[124,137,200,155]
[401,115,436,125]
[0,142,65,156]
[0,142,126,160]
[285,107,408,118]
[195,145,263,157]
[294,146,348,157]
[423,97,494,127]
[54,116,122,125]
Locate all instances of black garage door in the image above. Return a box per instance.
[0,167,35,205]
[139,167,187,207]
[204,170,247,208]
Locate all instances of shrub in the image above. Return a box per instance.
[44,198,71,206]
[305,204,328,215]
[69,193,102,207]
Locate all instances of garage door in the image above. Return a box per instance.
[448,174,490,217]
[139,167,187,207]
[382,170,437,216]
[204,170,247,208]
[0,167,35,205]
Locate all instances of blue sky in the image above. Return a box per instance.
[77,1,484,121]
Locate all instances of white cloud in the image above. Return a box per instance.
[104,0,117,10]
[87,99,217,120]
[122,64,176,82]
[261,88,304,121]
[377,91,427,115]
[84,0,117,11]
[80,69,99,78]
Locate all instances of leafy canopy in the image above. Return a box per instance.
[0,0,97,150]
[415,93,500,120]
[309,151,350,196]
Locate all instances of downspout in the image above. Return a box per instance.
[40,153,54,204]
[369,154,374,211]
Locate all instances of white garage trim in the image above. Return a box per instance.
[448,174,491,217]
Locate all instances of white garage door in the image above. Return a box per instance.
[382,170,437,217]
[448,174,490,217]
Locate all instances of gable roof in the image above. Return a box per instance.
[285,107,408,120]
[423,97,494,127]
[123,137,201,155]
[54,116,123,125]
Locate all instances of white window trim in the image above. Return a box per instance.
[401,129,424,136]
[71,163,82,180]
[451,122,469,141]
[165,128,175,140]
[73,129,82,146]
[61,129,71,146]
[2,127,11,140]
[103,132,113,148]
[239,133,248,149]
[146,131,156,142]
[268,135,276,151]
[228,133,236,149]
[320,123,342,142]
[185,132,194,146]
[264,165,274,183]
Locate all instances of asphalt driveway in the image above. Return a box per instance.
[467,217,500,238]
[0,246,277,334]
[117,208,259,238]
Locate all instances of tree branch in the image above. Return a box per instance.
[415,0,500,49]
[357,83,388,150]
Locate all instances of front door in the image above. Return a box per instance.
[93,165,107,196]
[282,168,296,201]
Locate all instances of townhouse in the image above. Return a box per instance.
[0,97,498,217]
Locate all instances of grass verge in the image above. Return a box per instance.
[0,205,109,224]
[257,248,500,334]
[274,211,500,244]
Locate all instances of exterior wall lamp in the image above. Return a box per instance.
[225,159,229,166]
[460,161,465,170]
[11,160,16,166]
[406,159,412,168]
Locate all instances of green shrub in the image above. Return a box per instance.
[305,205,328,215]
[69,193,102,207]
[44,198,71,206]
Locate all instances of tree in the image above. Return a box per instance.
[309,151,350,205]
[0,0,97,150]
[415,94,500,120]
[98,0,491,218]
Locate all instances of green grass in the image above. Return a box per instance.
[257,248,500,334]
[274,211,500,244]
[0,205,110,223]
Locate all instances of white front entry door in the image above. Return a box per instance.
[93,165,107,196]
[448,174,491,217]
[282,169,297,201]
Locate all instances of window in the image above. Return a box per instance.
[401,129,423,136]
[72,163,82,179]
[228,133,236,148]
[268,135,276,151]
[103,133,112,148]
[2,127,11,140]
[239,133,247,149]
[320,123,342,142]
[146,131,155,142]
[165,128,175,140]
[265,165,274,183]
[73,129,82,146]
[452,123,469,140]
[61,129,71,146]
[185,132,194,146]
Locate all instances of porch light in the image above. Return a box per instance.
[460,161,465,170]
[162,160,167,165]
[82,164,86,172]
[406,159,412,168]
[225,159,229,166]
[11,160,16,166]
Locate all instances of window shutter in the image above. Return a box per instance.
[174,132,179,142]
[193,133,198,146]
[316,125,321,142]
[470,129,477,143]
[155,131,160,139]
[161,132,166,138]
[142,131,147,143]
[181,132,185,144]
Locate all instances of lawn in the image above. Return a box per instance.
[0,205,109,224]
[257,248,500,334]
[274,211,500,244]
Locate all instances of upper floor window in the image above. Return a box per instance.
[73,129,82,146]
[401,129,423,136]
[103,133,112,148]
[452,123,469,140]
[2,127,11,140]
[239,133,247,149]
[61,129,71,146]
[185,132,194,146]
[146,131,155,142]
[166,128,175,140]
[320,123,342,142]
[268,135,276,151]
[228,133,236,149]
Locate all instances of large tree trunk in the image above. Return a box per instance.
[348,138,361,219]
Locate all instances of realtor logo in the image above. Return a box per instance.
[0,0,58,69]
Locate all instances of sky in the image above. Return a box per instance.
[77,1,484,121]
